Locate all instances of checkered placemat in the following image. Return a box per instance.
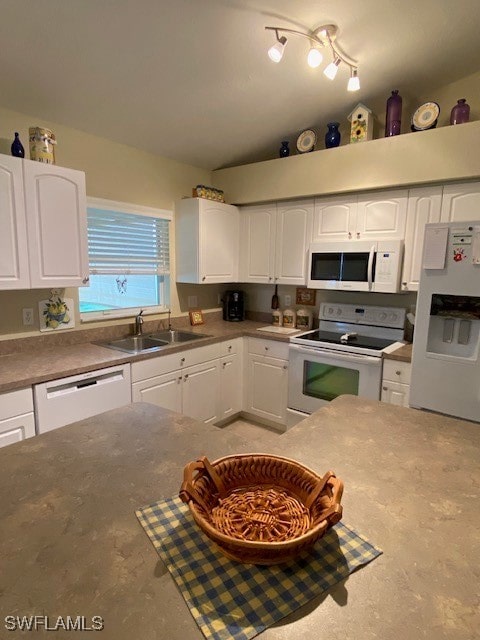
[136,496,382,640]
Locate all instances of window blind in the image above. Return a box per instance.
[87,208,170,275]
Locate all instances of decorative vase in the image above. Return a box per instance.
[450,99,470,125]
[325,122,341,148]
[279,140,290,157]
[385,90,402,136]
[11,132,25,158]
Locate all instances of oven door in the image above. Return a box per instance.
[288,344,382,414]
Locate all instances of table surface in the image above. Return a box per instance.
[0,396,478,639]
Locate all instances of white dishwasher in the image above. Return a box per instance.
[34,364,131,434]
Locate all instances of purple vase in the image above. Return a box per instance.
[450,99,470,125]
[385,90,402,136]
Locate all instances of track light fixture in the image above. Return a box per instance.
[265,24,360,92]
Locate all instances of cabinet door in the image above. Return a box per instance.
[401,186,442,291]
[0,413,36,448]
[313,194,357,241]
[440,182,480,223]
[218,354,242,421]
[132,371,182,413]
[199,200,239,283]
[23,161,89,288]
[182,360,220,424]
[0,155,30,289]
[381,381,410,407]
[246,354,288,425]
[275,199,313,285]
[356,189,408,240]
[239,203,276,283]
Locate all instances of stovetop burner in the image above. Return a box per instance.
[295,330,395,351]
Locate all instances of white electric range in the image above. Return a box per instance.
[287,302,406,424]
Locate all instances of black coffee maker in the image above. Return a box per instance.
[222,290,245,322]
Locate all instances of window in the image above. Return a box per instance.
[79,198,172,320]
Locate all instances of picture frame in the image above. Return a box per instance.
[189,309,204,326]
[295,287,316,306]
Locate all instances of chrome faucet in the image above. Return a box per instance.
[134,309,144,336]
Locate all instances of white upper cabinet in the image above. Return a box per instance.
[0,155,30,289]
[176,198,239,283]
[240,203,276,283]
[401,186,442,292]
[312,194,358,241]
[356,189,408,240]
[23,161,89,288]
[240,199,313,285]
[440,182,480,223]
[0,155,88,290]
[313,190,407,242]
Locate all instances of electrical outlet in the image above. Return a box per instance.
[23,308,34,325]
[284,294,291,307]
[187,295,198,308]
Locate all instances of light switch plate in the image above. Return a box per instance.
[284,294,291,307]
[23,308,34,325]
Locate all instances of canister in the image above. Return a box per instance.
[272,309,283,326]
[296,308,313,330]
[29,127,56,164]
[283,308,296,329]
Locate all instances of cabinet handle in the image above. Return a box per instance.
[283,365,288,370]
[265,346,269,351]
[228,345,232,351]
[356,232,360,239]
[178,376,182,382]
[181,357,185,363]
[269,276,272,281]
[202,276,206,281]
[382,386,388,391]
[395,370,401,376]
[82,276,90,284]
[222,362,227,368]
[184,374,189,381]
[402,282,408,288]
[348,232,352,239]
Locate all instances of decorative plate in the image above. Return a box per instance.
[411,102,440,131]
[296,129,316,153]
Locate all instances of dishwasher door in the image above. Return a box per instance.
[34,364,131,434]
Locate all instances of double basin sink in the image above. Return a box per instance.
[100,330,211,355]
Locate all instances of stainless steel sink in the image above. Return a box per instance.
[99,330,211,354]
[147,330,211,343]
[100,335,169,354]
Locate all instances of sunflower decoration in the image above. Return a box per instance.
[44,295,70,329]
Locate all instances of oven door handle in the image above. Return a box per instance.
[289,343,381,365]
[367,245,375,291]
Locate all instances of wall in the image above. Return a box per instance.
[0,105,226,339]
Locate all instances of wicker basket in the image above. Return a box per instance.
[179,453,343,565]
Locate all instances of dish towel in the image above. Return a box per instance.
[136,496,382,640]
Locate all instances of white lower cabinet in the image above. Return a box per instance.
[131,339,242,425]
[381,359,412,408]
[0,388,36,448]
[244,338,289,428]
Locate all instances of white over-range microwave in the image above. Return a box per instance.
[307,239,403,293]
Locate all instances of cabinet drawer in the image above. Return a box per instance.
[248,337,289,360]
[382,359,412,384]
[0,387,34,418]
[132,343,221,382]
[219,337,241,357]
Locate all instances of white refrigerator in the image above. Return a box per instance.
[410,221,480,422]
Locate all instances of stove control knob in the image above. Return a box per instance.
[336,308,342,316]
[327,307,334,315]
[390,313,398,321]
[379,312,387,320]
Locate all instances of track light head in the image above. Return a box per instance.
[268,33,287,63]
[324,57,341,80]
[347,68,360,92]
[307,47,323,68]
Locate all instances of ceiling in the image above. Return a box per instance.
[1,0,479,170]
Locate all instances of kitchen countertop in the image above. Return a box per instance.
[0,319,300,393]
[383,342,413,362]
[0,396,478,639]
